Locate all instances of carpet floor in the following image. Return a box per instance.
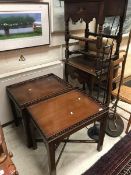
[83,131,131,175]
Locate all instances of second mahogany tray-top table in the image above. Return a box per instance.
[6,74,72,147]
[27,89,108,175]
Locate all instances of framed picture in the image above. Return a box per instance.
[0,2,50,51]
[51,0,86,33]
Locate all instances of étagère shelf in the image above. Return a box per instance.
[63,0,128,101]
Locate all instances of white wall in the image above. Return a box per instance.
[0,0,95,124]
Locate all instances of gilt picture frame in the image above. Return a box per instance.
[0,2,50,51]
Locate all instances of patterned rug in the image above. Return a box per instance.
[82,131,131,175]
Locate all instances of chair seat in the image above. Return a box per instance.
[112,85,131,104]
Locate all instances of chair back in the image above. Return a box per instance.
[108,57,124,102]
[107,30,131,105]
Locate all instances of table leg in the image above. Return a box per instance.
[22,110,34,148]
[47,142,56,175]
[29,119,37,150]
[9,98,19,126]
[88,76,95,97]
[97,114,107,151]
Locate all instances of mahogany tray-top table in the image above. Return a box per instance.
[27,89,108,175]
[6,74,72,147]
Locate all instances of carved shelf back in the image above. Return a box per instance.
[64,0,105,25]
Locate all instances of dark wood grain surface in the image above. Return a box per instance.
[7,74,72,108]
[28,90,103,139]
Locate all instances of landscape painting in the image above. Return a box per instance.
[0,12,42,40]
[0,3,49,51]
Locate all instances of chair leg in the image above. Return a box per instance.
[125,113,131,134]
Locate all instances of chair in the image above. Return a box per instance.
[107,31,131,134]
